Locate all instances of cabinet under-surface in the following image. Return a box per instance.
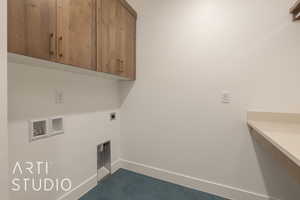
[8,0,137,80]
[290,0,300,21]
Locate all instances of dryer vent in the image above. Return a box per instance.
[97,141,111,183]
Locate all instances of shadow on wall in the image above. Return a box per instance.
[8,62,123,122]
[119,80,135,107]
[251,136,300,200]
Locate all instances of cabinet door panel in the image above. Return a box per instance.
[119,5,136,80]
[8,0,57,60]
[58,0,96,70]
[99,0,121,75]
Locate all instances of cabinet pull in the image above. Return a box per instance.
[49,33,54,56]
[120,60,125,73]
[117,59,124,73]
[58,36,63,57]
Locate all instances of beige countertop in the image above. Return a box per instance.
[247,112,300,168]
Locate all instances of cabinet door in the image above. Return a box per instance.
[99,0,121,75]
[57,0,97,70]
[8,0,57,61]
[119,4,136,80]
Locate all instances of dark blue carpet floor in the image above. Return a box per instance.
[79,169,227,200]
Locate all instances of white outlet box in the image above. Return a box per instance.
[29,116,64,142]
[50,116,64,135]
[29,119,49,142]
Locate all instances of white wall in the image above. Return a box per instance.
[121,0,300,199]
[8,62,121,200]
[0,0,9,199]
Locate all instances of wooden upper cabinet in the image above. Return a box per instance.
[57,0,97,70]
[119,3,136,80]
[290,0,300,21]
[99,0,121,76]
[98,0,137,80]
[8,0,57,61]
[8,0,137,79]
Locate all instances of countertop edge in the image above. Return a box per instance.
[247,121,300,168]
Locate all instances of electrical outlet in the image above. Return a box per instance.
[222,91,231,104]
[55,90,64,104]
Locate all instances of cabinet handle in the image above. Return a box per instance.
[58,36,63,57]
[49,33,54,56]
[117,59,124,73]
[120,60,125,73]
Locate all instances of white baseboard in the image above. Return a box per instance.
[57,174,97,200]
[57,159,122,200]
[120,159,279,200]
[57,159,279,200]
[111,159,123,173]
